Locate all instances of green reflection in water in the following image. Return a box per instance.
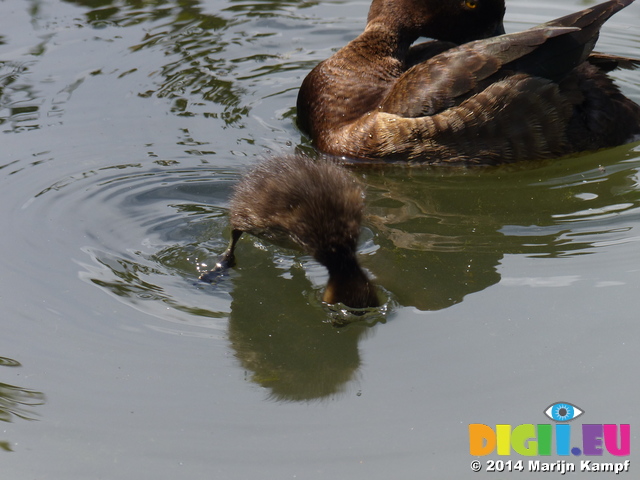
[84,233,384,400]
[0,61,41,132]
[0,356,46,452]
[2,0,314,132]
[21,0,637,400]
[82,212,385,400]
[75,0,248,123]
[61,0,314,125]
[224,245,379,402]
[77,144,640,399]
[353,144,640,310]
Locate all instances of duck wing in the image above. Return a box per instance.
[381,0,635,118]
[380,26,578,117]
[548,0,640,72]
[514,0,636,79]
[543,0,633,32]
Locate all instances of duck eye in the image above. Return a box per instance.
[464,0,479,9]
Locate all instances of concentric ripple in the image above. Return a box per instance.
[25,159,391,337]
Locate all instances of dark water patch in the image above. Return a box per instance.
[0,357,46,452]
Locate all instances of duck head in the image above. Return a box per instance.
[367,0,506,45]
[318,246,380,309]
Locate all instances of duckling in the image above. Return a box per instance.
[297,0,640,164]
[200,155,379,309]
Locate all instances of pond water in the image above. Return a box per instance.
[2,0,640,477]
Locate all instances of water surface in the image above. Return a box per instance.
[2,0,640,478]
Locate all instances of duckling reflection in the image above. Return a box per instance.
[224,253,375,401]
[200,155,379,309]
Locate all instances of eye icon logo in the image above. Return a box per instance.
[544,402,584,422]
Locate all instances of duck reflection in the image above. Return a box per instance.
[0,356,46,452]
[354,146,640,310]
[360,166,505,311]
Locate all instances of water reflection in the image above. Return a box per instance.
[355,144,640,310]
[225,250,377,401]
[69,163,382,400]
[60,0,314,125]
[0,356,46,452]
[2,0,312,135]
[65,141,640,399]
[8,0,635,400]
[75,166,238,334]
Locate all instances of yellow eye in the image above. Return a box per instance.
[464,0,479,9]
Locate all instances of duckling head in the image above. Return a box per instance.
[316,244,380,309]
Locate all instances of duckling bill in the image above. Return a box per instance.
[199,155,379,309]
[297,0,640,164]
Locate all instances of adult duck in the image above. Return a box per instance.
[200,155,379,309]
[296,0,640,164]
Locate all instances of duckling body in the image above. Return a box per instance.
[297,0,640,165]
[200,155,379,309]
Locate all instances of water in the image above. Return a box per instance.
[2,0,640,477]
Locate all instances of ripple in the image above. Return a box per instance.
[26,160,393,335]
[21,158,395,400]
[21,162,238,335]
[0,357,21,368]
[0,355,46,448]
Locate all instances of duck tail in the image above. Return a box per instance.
[545,0,633,31]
